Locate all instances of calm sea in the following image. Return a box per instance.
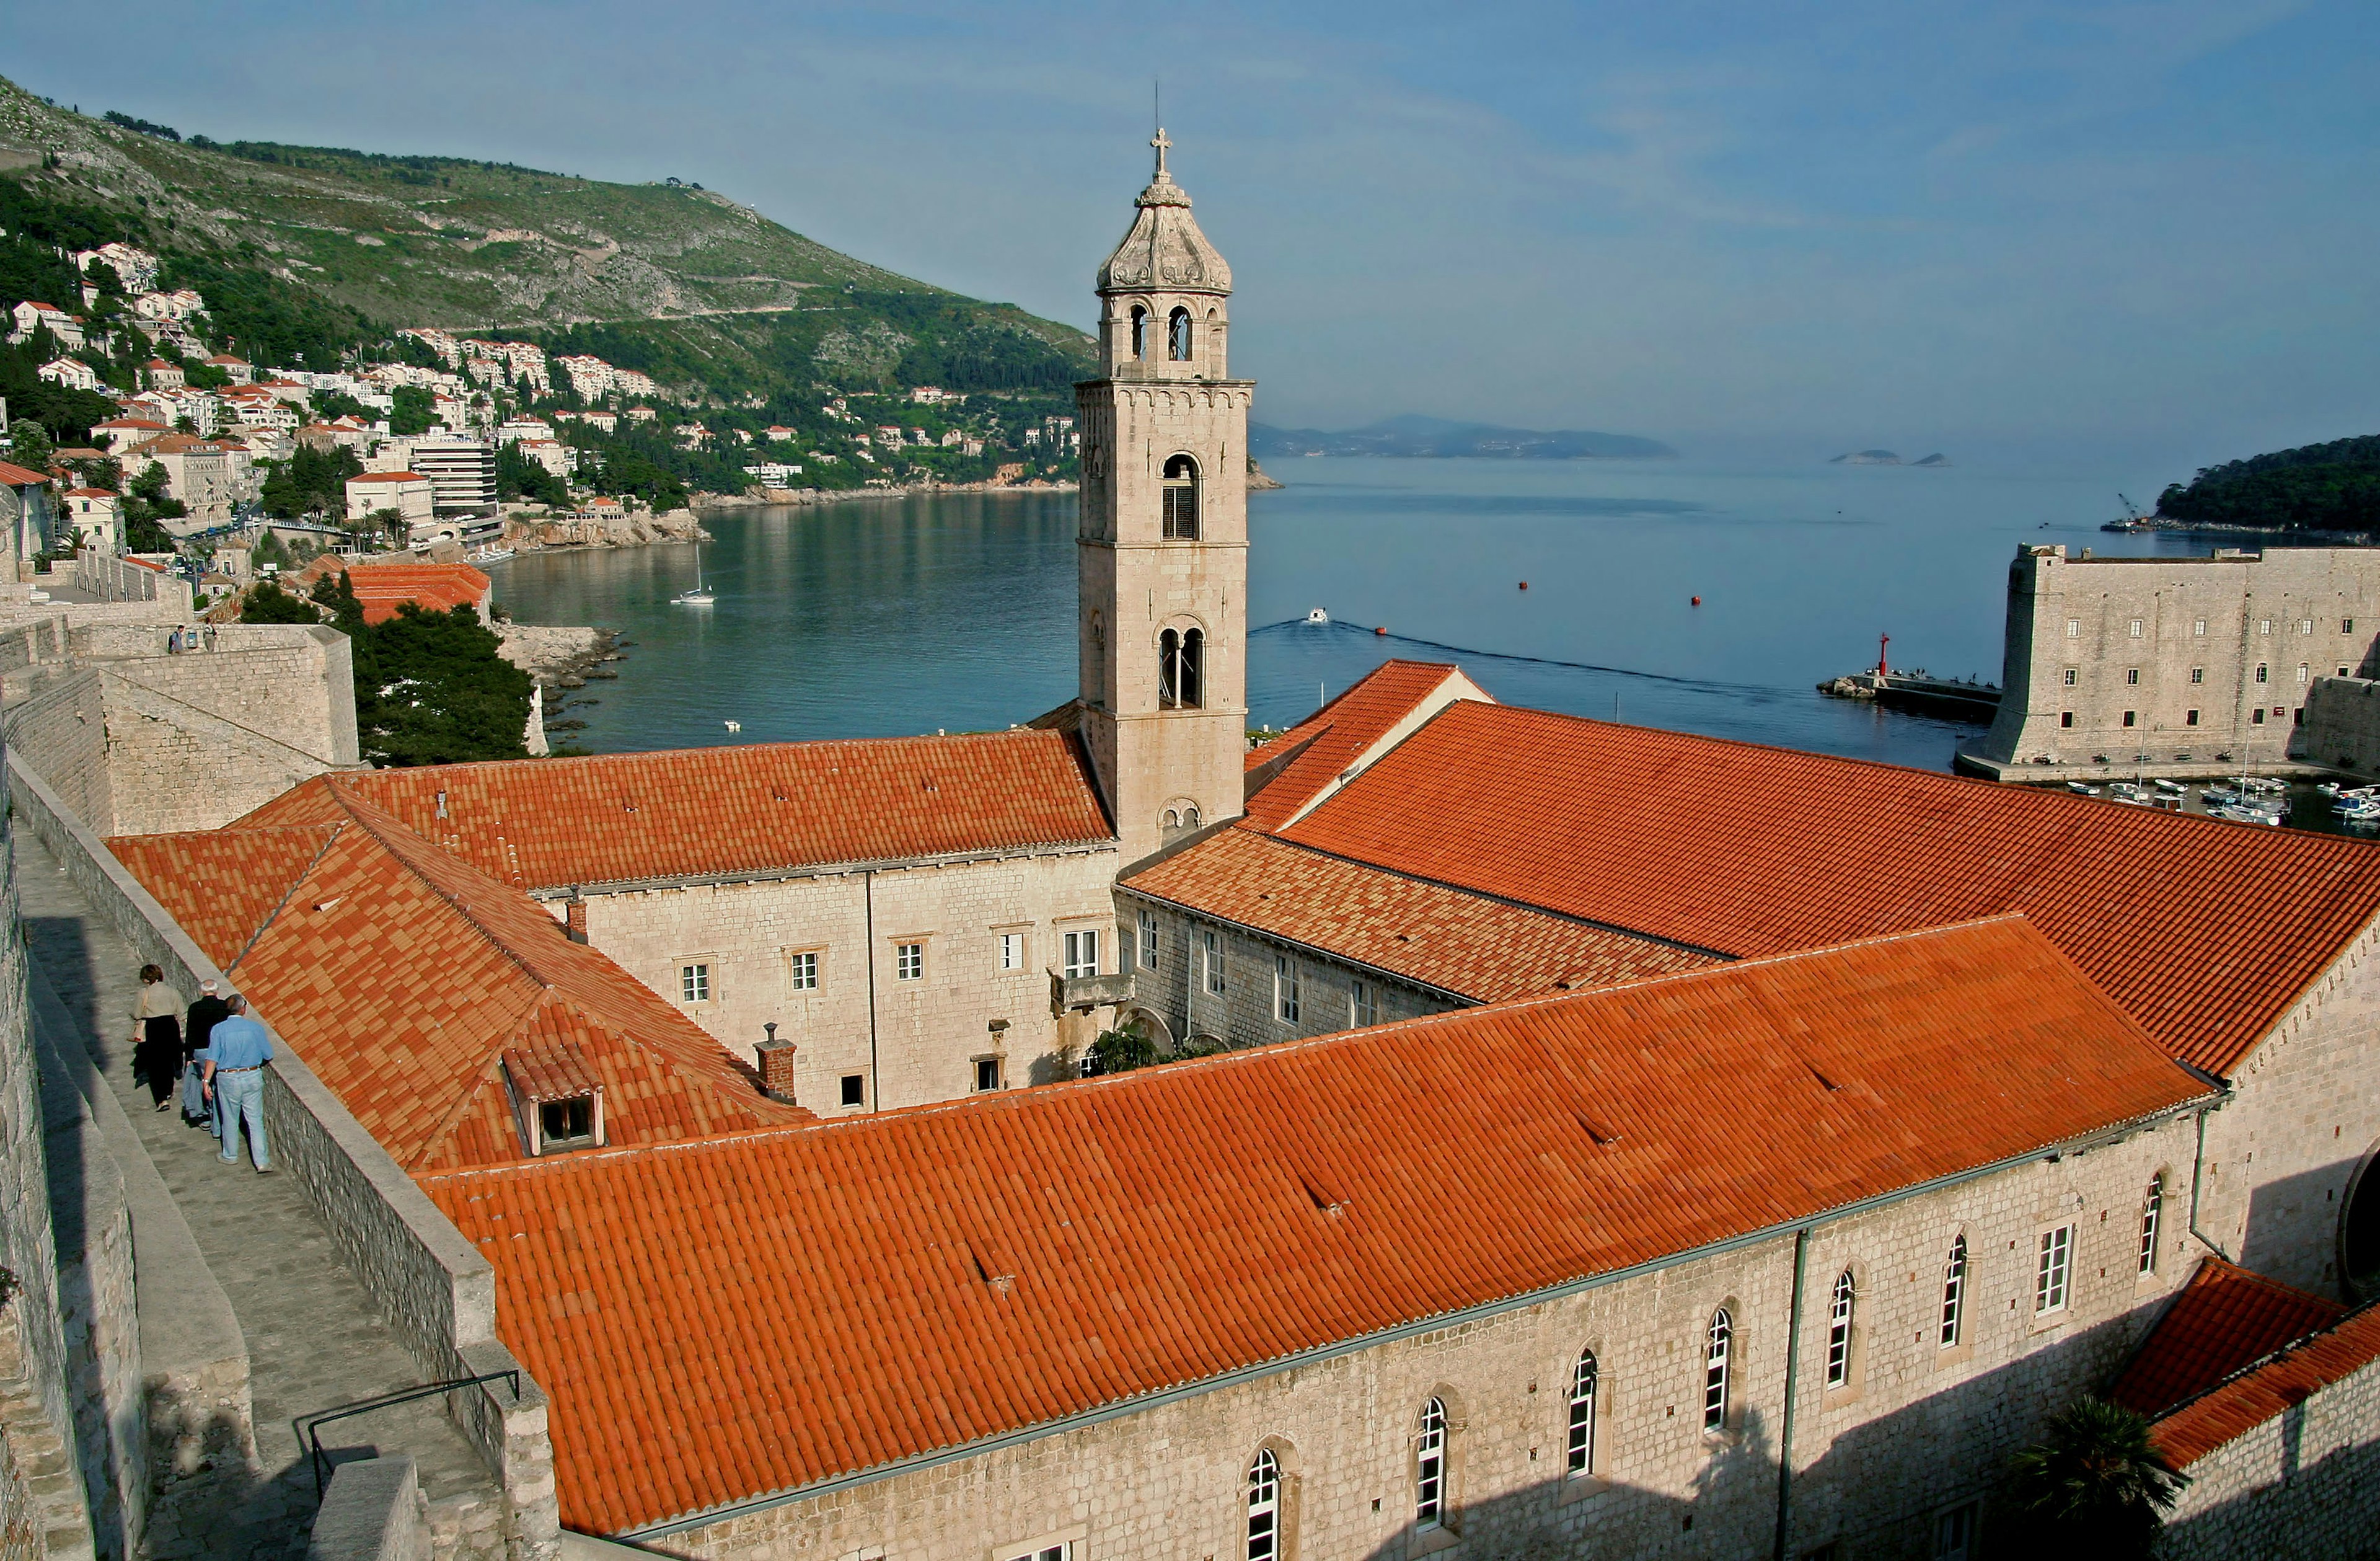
[490,456,2224,771]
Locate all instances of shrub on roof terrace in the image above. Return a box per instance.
[2004,1399,2184,1559]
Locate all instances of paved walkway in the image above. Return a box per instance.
[15,832,498,1558]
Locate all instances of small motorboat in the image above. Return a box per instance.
[2107,782,2151,805]
[2152,779,2186,797]
[1304,608,1329,625]
[2066,781,2099,795]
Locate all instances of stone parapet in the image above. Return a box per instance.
[2156,1328,2380,1559]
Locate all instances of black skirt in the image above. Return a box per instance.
[137,1014,182,1105]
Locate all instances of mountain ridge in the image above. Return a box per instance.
[1251,415,1676,460]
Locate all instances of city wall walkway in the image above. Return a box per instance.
[15,831,500,1558]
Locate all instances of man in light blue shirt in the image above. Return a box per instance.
[201,994,273,1172]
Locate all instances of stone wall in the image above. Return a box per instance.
[1962,544,2380,779]
[570,845,1119,1112]
[2156,1342,2380,1560]
[2198,909,2380,1300]
[2291,673,2380,777]
[68,557,190,617]
[640,1113,2201,1560]
[0,669,110,838]
[3,753,558,1561]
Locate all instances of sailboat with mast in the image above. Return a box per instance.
[673,542,715,606]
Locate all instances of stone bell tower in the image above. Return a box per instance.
[1077,130,1253,869]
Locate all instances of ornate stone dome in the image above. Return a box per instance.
[1096,131,1232,297]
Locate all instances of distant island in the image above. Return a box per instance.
[1828,450,1950,467]
[2154,433,2380,533]
[1250,414,1676,460]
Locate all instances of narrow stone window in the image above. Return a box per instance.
[998,933,1024,973]
[1203,929,1225,994]
[2128,619,2143,637]
[2260,618,2273,635]
[1169,306,1192,362]
[1247,1448,1280,1560]
[2066,619,2081,638]
[2187,709,2199,726]
[2122,710,2136,728]
[1825,1270,1854,1388]
[2256,663,2269,683]
[2193,618,2207,637]
[1566,1351,1598,1476]
[1704,1309,1732,1430]
[1162,453,1201,539]
[1935,1501,1979,1561]
[2190,666,2204,684]
[2035,1225,2073,1314]
[2125,668,2140,685]
[1183,803,1201,827]
[2063,668,2078,686]
[1274,956,1300,1024]
[788,950,819,991]
[1138,910,1159,971]
[1158,629,1179,707]
[2253,708,2267,725]
[680,963,710,1003]
[896,942,923,982]
[1939,1234,1967,1347]
[2301,619,2314,634]
[2139,1175,2163,1275]
[2345,618,2357,634]
[972,1056,1003,1093]
[839,1074,865,1107]
[1350,979,1377,1028]
[1158,626,1204,708]
[1415,1398,1448,1528]
[1130,305,1148,359]
[2298,663,2310,683]
[2060,711,2074,728]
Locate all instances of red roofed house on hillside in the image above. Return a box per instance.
[76,137,2380,1557]
[284,555,490,625]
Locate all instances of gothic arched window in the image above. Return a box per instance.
[1940,1234,1968,1347]
[1825,1270,1855,1389]
[1414,1397,1448,1528]
[1246,1448,1280,1561]
[1163,453,1200,539]
[1130,305,1149,359]
[1158,627,1204,709]
[1566,1351,1598,1476]
[2139,1175,2164,1275]
[1703,1309,1732,1430]
[1169,306,1192,361]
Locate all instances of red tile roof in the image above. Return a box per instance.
[1241,660,1480,831]
[237,728,1116,890]
[2110,1258,2347,1418]
[2149,1299,2380,1468]
[1279,698,2380,1076]
[108,797,807,1170]
[286,559,490,624]
[1123,826,1711,1002]
[0,461,50,487]
[420,916,2206,1533]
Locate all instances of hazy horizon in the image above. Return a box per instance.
[15,1,2374,484]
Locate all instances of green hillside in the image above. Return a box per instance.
[0,76,1095,403]
[2156,435,2380,534]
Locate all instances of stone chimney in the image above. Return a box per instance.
[757,1023,797,1103]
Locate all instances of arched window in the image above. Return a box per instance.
[1162,808,1180,830]
[1158,627,1204,709]
[1941,1234,1967,1347]
[1130,305,1149,359]
[1246,1448,1280,1560]
[1162,453,1200,539]
[1825,1270,1855,1389]
[1169,306,1192,361]
[1415,1398,1447,1528]
[1703,1310,1732,1431]
[1566,1351,1597,1477]
[1182,803,1200,828]
[2139,1175,2164,1275]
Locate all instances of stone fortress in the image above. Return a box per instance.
[0,135,2374,1561]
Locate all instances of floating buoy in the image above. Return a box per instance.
[1518,581,1529,591]
[1374,626,1387,637]
[1691,596,1702,607]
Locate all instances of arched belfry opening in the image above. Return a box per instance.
[1131,305,1150,360]
[1159,626,1205,709]
[1169,307,1192,362]
[1162,454,1200,540]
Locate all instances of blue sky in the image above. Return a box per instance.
[12,2,2376,472]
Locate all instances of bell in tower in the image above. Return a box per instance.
[1074,130,1253,869]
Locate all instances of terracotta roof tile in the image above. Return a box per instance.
[2148,1298,2380,1467]
[2110,1258,2347,1418]
[1279,699,2380,1075]
[1122,827,1711,1002]
[1241,660,1481,830]
[236,729,1114,890]
[420,916,2206,1533]
[108,798,807,1169]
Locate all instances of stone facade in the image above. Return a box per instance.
[1960,544,2380,779]
[2291,672,2380,777]
[2156,1344,2380,1560]
[562,844,1120,1109]
[647,1112,2198,1560]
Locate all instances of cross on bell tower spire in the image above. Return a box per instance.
[1150,126,1171,178]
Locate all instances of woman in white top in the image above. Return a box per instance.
[130,964,184,1112]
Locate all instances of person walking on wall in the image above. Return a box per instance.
[130,965,184,1113]
[201,994,272,1172]
[182,978,231,1132]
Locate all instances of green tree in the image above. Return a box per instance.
[362,602,531,766]
[2005,1399,2186,1559]
[249,529,289,571]
[1083,1014,1163,1076]
[238,578,322,623]
[497,439,568,506]
[6,418,52,471]
[390,386,434,436]
[260,443,363,520]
